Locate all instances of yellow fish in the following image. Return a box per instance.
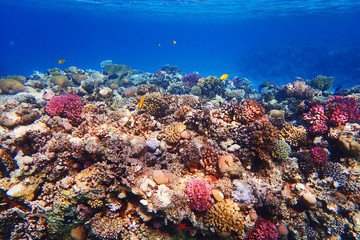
[173,40,176,44]
[220,74,229,81]
[57,59,66,64]
[138,96,145,109]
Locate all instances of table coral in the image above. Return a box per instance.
[45,94,84,122]
[185,179,212,212]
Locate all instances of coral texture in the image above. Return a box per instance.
[185,179,212,212]
[245,218,278,240]
[45,94,84,122]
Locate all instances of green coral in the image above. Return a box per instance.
[310,75,334,91]
[102,64,132,79]
[196,76,225,98]
[272,140,291,161]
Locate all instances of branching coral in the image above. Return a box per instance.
[45,94,84,122]
[285,80,315,99]
[245,218,278,240]
[200,143,219,174]
[303,105,328,134]
[204,199,245,237]
[279,124,308,147]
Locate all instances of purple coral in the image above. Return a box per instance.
[310,146,329,167]
[185,179,212,212]
[246,218,278,240]
[45,94,84,122]
[182,73,202,87]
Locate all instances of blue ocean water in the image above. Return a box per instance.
[1,0,360,88]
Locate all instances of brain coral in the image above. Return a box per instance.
[45,94,84,122]
[185,179,212,212]
[204,199,244,237]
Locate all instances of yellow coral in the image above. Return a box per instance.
[88,199,104,209]
[204,199,245,237]
[162,122,186,144]
[279,124,308,147]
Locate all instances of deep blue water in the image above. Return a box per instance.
[1,0,360,88]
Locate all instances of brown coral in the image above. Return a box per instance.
[285,80,315,99]
[279,124,308,147]
[236,99,265,124]
[204,199,245,237]
[0,78,25,94]
[90,212,123,240]
[200,143,219,174]
[162,122,186,144]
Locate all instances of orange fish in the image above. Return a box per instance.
[173,40,176,44]
[57,59,66,64]
[220,74,229,81]
[138,96,145,109]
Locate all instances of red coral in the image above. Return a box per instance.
[303,105,328,134]
[185,179,212,212]
[246,218,278,240]
[310,146,329,167]
[326,96,360,126]
[45,94,84,122]
[236,99,265,124]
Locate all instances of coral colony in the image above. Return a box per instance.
[0,62,360,240]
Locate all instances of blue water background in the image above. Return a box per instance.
[1,0,360,88]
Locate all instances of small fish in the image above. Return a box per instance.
[219,74,229,81]
[258,82,271,93]
[58,59,66,64]
[173,40,176,44]
[157,43,161,47]
[138,96,145,109]
[295,76,304,81]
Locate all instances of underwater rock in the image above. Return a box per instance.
[0,107,40,128]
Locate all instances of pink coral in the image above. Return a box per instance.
[326,96,360,126]
[245,218,278,240]
[185,179,212,212]
[45,94,84,122]
[303,105,328,134]
[310,146,329,167]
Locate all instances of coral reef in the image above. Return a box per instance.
[1,64,360,240]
